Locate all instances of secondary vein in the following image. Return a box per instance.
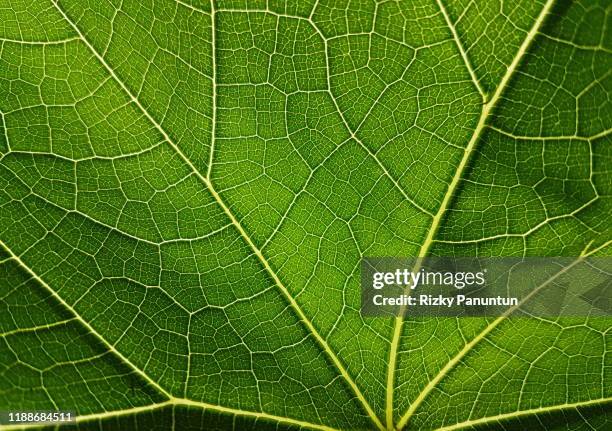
[434,0,486,101]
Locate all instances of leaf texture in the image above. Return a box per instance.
[0,0,610,430]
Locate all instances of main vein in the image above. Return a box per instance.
[385,0,557,428]
[49,1,383,429]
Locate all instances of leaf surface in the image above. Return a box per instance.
[0,0,610,430]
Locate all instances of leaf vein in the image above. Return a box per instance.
[434,0,486,100]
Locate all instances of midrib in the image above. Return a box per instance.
[48,1,384,430]
[385,0,560,429]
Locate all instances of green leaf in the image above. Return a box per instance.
[0,0,610,430]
